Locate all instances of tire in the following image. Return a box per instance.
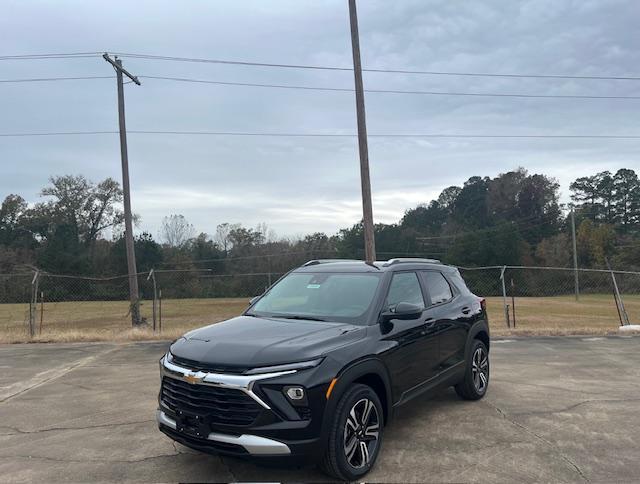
[455,339,490,400]
[320,383,384,481]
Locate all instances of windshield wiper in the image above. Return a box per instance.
[275,314,327,322]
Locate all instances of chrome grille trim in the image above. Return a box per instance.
[160,356,296,409]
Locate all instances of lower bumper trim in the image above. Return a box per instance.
[156,410,291,455]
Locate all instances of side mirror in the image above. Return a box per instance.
[380,301,424,323]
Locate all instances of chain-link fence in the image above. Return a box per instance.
[0,269,285,340]
[460,266,640,332]
[1,265,638,340]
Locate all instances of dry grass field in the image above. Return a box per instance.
[0,294,638,343]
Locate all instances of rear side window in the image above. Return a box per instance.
[385,272,425,309]
[422,271,453,305]
[448,269,471,294]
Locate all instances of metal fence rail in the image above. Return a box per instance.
[0,265,638,338]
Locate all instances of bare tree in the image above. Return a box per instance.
[160,214,196,248]
[214,222,240,253]
[255,222,277,244]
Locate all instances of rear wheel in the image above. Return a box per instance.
[320,383,383,481]
[455,339,489,400]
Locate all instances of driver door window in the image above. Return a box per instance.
[385,272,425,310]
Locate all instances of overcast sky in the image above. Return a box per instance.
[2,0,639,240]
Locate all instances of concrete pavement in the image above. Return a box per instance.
[1,336,639,482]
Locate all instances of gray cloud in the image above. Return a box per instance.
[2,0,639,237]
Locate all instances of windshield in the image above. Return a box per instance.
[247,272,382,324]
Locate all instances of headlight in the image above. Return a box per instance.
[244,357,323,375]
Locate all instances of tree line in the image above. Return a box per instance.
[1,168,639,286]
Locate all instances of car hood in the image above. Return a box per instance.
[169,315,366,369]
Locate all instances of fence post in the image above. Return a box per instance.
[39,291,44,335]
[510,278,516,328]
[147,269,157,332]
[158,289,163,334]
[500,266,510,328]
[29,271,40,337]
[606,259,629,326]
[570,208,580,301]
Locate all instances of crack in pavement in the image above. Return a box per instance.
[485,399,590,482]
[0,452,181,465]
[170,441,197,455]
[59,381,97,392]
[510,397,640,416]
[219,455,240,483]
[0,418,154,436]
[0,345,120,403]
[490,378,611,397]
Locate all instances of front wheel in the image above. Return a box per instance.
[320,383,384,481]
[455,339,489,400]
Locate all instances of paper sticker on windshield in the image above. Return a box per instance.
[306,284,321,289]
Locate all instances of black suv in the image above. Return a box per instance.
[157,259,490,480]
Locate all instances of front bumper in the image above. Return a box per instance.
[157,355,332,462]
[156,410,290,455]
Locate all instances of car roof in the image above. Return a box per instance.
[292,258,457,274]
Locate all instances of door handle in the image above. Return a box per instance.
[461,307,471,315]
[420,318,435,335]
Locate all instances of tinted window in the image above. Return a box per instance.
[448,269,471,294]
[385,272,425,309]
[422,271,453,304]
[249,272,382,324]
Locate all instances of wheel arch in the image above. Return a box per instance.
[325,358,393,426]
[466,320,490,359]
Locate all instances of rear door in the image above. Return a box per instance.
[420,270,467,371]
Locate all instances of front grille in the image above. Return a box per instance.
[161,377,261,426]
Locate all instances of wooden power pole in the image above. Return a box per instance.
[103,53,142,326]
[348,0,376,263]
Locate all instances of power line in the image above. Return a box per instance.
[416,214,548,240]
[112,52,640,81]
[417,219,561,249]
[6,73,640,100]
[616,242,640,249]
[2,130,640,139]
[418,220,555,245]
[114,52,352,71]
[138,75,640,100]
[0,76,114,83]
[0,131,117,137]
[158,249,338,266]
[2,50,639,81]
[0,52,102,60]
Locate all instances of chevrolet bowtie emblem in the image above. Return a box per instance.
[184,373,203,384]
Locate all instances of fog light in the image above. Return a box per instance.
[285,386,305,401]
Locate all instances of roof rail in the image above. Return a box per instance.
[384,258,442,266]
[303,259,362,266]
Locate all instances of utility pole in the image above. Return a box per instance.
[103,53,142,326]
[348,0,376,264]
[570,207,579,301]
